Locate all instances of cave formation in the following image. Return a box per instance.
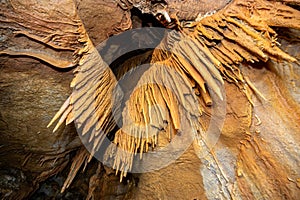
[0,0,300,199]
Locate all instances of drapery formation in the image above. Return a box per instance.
[110,0,300,177]
[1,0,299,197]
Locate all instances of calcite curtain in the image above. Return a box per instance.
[0,0,299,199]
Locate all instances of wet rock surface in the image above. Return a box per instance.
[0,57,79,198]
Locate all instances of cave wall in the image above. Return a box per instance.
[0,0,127,198]
[0,0,299,199]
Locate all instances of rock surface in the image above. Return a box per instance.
[0,0,299,199]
